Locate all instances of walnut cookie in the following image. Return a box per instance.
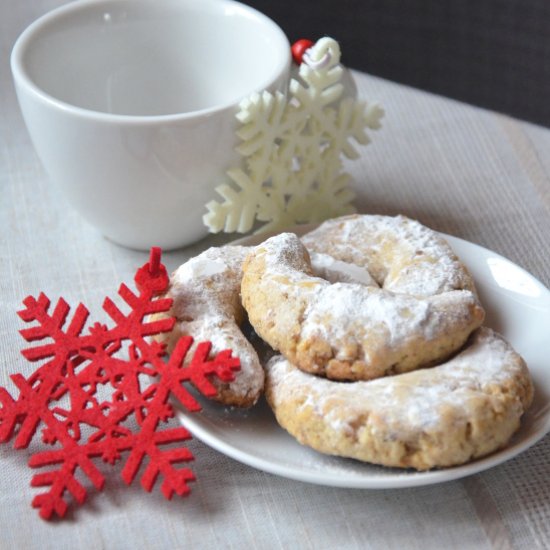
[265,328,533,470]
[241,224,485,381]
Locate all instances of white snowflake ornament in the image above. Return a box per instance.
[203,37,384,234]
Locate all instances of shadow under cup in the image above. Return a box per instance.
[11,0,290,250]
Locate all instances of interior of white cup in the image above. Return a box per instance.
[14,0,290,117]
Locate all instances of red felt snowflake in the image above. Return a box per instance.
[0,248,240,520]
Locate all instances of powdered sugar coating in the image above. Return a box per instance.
[158,246,264,408]
[309,252,378,286]
[265,328,534,470]
[241,231,485,380]
[302,214,477,296]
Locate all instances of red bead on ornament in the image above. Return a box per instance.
[291,39,314,64]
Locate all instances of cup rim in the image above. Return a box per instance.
[11,0,291,124]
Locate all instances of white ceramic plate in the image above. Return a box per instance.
[176,230,550,488]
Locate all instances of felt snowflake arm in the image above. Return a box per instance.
[204,168,264,233]
[364,101,385,130]
[236,91,292,183]
[327,97,383,160]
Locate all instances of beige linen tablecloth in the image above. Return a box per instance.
[1,2,549,549]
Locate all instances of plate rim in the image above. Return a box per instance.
[177,227,550,489]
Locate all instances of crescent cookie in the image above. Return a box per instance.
[156,245,263,408]
[265,328,534,470]
[241,231,485,381]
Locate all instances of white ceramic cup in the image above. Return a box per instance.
[11,0,290,250]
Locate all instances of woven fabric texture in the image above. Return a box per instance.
[1,1,549,548]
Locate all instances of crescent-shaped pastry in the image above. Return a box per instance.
[265,328,533,470]
[242,227,485,380]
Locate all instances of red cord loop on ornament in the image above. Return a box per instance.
[134,247,168,294]
[148,247,162,276]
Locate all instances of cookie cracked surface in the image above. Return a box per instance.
[265,328,534,470]
[241,229,485,381]
[301,214,478,297]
